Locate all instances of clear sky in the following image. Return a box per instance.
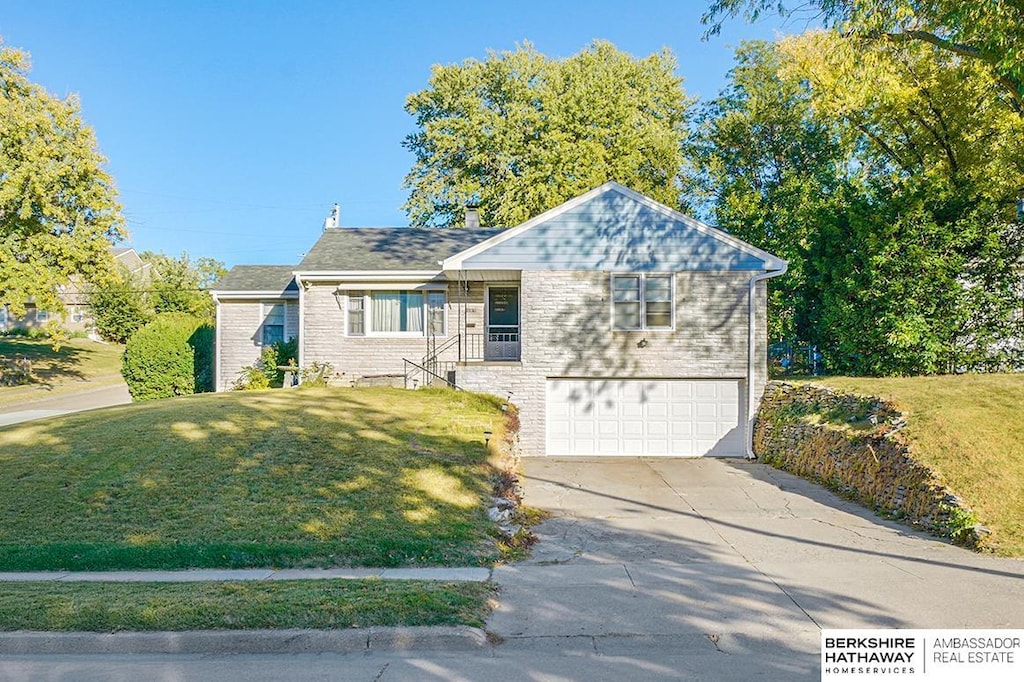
[1,1,796,268]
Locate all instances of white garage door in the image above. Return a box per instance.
[546,379,744,457]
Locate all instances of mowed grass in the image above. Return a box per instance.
[0,387,507,570]
[0,580,496,631]
[0,337,125,407]
[812,374,1024,555]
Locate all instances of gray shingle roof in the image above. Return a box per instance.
[214,265,299,293]
[297,228,505,271]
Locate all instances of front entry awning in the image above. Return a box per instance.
[443,269,522,282]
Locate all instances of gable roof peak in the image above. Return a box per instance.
[442,182,787,272]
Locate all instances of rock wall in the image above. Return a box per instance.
[754,381,982,546]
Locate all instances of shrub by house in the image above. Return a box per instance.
[121,313,213,401]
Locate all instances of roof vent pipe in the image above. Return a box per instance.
[324,203,340,230]
[465,205,480,230]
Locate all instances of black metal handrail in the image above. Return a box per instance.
[403,357,460,390]
[423,334,461,368]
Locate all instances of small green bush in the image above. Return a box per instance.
[0,356,33,386]
[232,338,297,390]
[233,362,271,390]
[300,361,333,387]
[122,313,214,401]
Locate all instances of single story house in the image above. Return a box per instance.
[212,182,786,458]
[1,247,153,335]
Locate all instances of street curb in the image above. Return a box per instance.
[0,626,490,655]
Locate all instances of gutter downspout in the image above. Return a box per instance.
[295,274,304,381]
[746,262,788,460]
[212,292,221,392]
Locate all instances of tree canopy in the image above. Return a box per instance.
[687,40,850,344]
[701,0,1024,110]
[692,28,1023,375]
[403,40,693,227]
[89,252,226,343]
[0,41,124,322]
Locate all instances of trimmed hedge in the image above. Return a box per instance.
[121,313,214,401]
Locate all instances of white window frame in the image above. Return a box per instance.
[342,289,448,338]
[346,291,366,337]
[610,273,675,331]
[425,290,448,337]
[259,300,289,346]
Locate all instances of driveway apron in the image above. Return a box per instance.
[488,457,1024,678]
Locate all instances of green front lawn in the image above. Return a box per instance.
[0,337,125,407]
[812,374,1024,555]
[0,580,496,631]
[0,387,509,570]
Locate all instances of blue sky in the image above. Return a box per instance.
[1,1,796,268]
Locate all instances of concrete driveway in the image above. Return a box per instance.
[488,457,1024,680]
[0,382,131,427]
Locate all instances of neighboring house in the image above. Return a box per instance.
[212,182,787,458]
[0,247,153,335]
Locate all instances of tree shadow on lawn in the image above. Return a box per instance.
[0,339,93,387]
[0,387,506,571]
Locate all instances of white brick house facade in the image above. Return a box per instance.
[213,182,785,457]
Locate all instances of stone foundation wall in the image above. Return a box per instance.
[754,381,981,546]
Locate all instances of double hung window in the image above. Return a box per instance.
[261,302,286,345]
[612,274,673,330]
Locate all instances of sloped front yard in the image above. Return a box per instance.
[802,374,1024,556]
[0,387,510,571]
[0,337,124,406]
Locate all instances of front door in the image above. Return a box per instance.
[486,287,520,361]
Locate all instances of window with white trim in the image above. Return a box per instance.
[347,292,365,336]
[427,291,446,335]
[261,302,286,346]
[612,274,673,330]
[345,291,446,337]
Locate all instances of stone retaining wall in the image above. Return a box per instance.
[754,381,983,546]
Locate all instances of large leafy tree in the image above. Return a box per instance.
[403,41,693,227]
[778,30,1024,203]
[688,41,852,343]
[89,252,226,343]
[142,252,226,318]
[779,31,1024,373]
[694,31,1024,374]
[701,0,1024,111]
[1,41,124,322]
[87,268,151,344]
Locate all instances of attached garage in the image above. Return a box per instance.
[546,379,745,457]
